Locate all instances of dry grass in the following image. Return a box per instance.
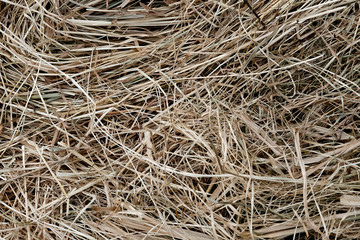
[1,0,360,239]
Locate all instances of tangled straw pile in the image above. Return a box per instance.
[1,0,360,239]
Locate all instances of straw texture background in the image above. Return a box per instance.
[1,0,360,239]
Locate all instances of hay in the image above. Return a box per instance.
[1,0,360,239]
